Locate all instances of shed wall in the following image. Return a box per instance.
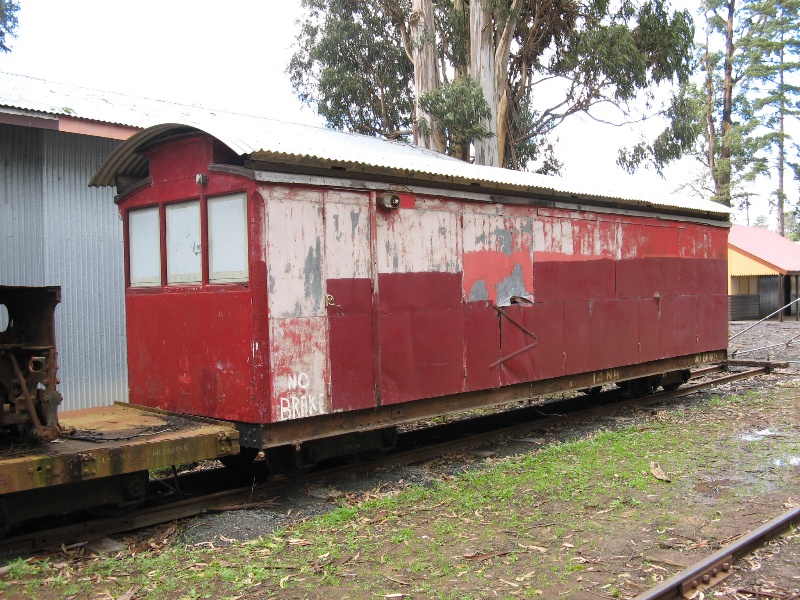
[0,124,127,410]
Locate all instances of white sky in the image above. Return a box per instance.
[1,0,792,226]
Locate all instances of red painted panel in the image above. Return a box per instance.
[126,288,256,422]
[639,298,661,362]
[379,272,463,312]
[501,303,564,385]
[590,298,640,370]
[147,136,213,185]
[659,257,683,296]
[563,301,591,375]
[659,295,698,357]
[559,259,615,301]
[532,261,560,302]
[679,258,703,297]
[379,309,466,404]
[617,257,662,299]
[329,313,376,411]
[465,306,501,391]
[327,278,373,315]
[709,258,728,296]
[327,278,375,411]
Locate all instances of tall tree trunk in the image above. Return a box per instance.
[492,0,522,168]
[777,42,786,236]
[411,0,443,152]
[718,0,736,207]
[470,0,499,166]
[703,24,717,194]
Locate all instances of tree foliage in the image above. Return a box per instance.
[289,0,695,171]
[0,0,19,53]
[620,0,800,217]
[287,0,415,139]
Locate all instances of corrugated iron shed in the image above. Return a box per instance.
[729,224,800,275]
[91,118,729,220]
[0,70,241,137]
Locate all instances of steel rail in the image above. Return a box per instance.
[0,366,768,556]
[635,504,800,600]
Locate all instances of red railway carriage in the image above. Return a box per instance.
[92,118,729,461]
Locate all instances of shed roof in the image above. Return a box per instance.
[91,117,730,220]
[0,71,240,139]
[729,224,800,275]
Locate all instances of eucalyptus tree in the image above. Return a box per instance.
[0,0,19,53]
[289,0,695,171]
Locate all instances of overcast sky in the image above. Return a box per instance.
[1,0,790,225]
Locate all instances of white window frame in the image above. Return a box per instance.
[166,200,202,285]
[208,193,249,283]
[128,206,162,287]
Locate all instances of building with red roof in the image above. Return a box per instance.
[728,224,800,320]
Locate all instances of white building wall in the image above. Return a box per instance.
[1,123,128,410]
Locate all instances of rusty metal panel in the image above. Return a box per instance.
[379,272,463,311]
[465,306,501,391]
[639,297,661,362]
[328,312,375,411]
[617,257,662,299]
[559,258,616,301]
[500,303,565,385]
[660,295,698,358]
[269,317,330,422]
[563,301,592,376]
[590,298,640,370]
[379,307,465,405]
[462,209,533,306]
[126,289,255,421]
[0,403,237,494]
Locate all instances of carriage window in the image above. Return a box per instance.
[129,207,161,287]
[208,193,248,283]
[166,201,202,284]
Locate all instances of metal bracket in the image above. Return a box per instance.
[491,306,538,369]
[680,554,734,597]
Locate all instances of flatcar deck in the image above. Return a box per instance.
[1,402,238,495]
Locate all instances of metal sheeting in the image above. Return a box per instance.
[0,71,230,130]
[0,125,45,286]
[0,123,128,410]
[90,119,731,220]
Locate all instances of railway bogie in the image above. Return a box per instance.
[0,286,63,440]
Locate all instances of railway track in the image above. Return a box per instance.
[0,365,774,558]
[636,504,800,600]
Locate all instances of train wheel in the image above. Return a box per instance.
[265,445,311,478]
[220,446,261,469]
[662,382,682,392]
[629,377,656,398]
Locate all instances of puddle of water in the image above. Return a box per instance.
[693,479,735,497]
[742,428,780,442]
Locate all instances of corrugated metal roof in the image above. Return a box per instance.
[729,224,800,274]
[0,70,239,130]
[91,116,731,219]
